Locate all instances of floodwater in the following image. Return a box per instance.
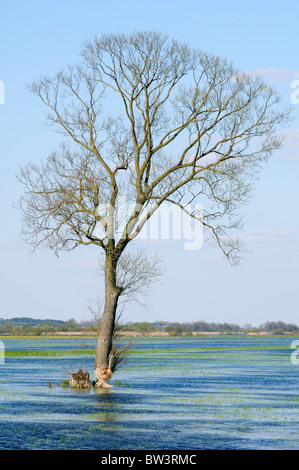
[0,335,298,450]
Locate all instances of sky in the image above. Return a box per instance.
[1,0,299,327]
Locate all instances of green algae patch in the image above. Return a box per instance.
[5,349,96,357]
[5,343,289,358]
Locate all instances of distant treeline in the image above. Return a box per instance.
[122,320,299,335]
[0,317,94,336]
[0,317,298,336]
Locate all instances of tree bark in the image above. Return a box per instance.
[70,369,92,388]
[94,253,121,387]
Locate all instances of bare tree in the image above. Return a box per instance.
[98,246,163,306]
[17,31,291,386]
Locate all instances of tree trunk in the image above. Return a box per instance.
[70,369,92,388]
[94,254,121,387]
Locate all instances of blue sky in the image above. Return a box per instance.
[1,0,299,326]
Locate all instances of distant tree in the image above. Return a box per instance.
[134,322,156,335]
[272,329,284,335]
[18,31,291,386]
[259,321,299,333]
[66,318,78,330]
[165,323,183,336]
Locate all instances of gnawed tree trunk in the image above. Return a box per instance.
[94,254,122,387]
[70,369,92,388]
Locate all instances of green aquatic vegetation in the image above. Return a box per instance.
[114,380,132,388]
[5,349,96,357]
[4,341,289,362]
[156,389,283,425]
[60,380,70,387]
[88,422,124,432]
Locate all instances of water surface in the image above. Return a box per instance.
[0,335,298,450]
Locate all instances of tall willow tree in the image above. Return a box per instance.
[18,32,290,386]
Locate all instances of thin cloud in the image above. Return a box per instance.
[241,228,294,243]
[249,68,299,84]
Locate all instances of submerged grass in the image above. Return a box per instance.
[4,343,290,357]
[5,349,96,357]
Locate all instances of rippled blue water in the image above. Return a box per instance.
[0,335,298,450]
